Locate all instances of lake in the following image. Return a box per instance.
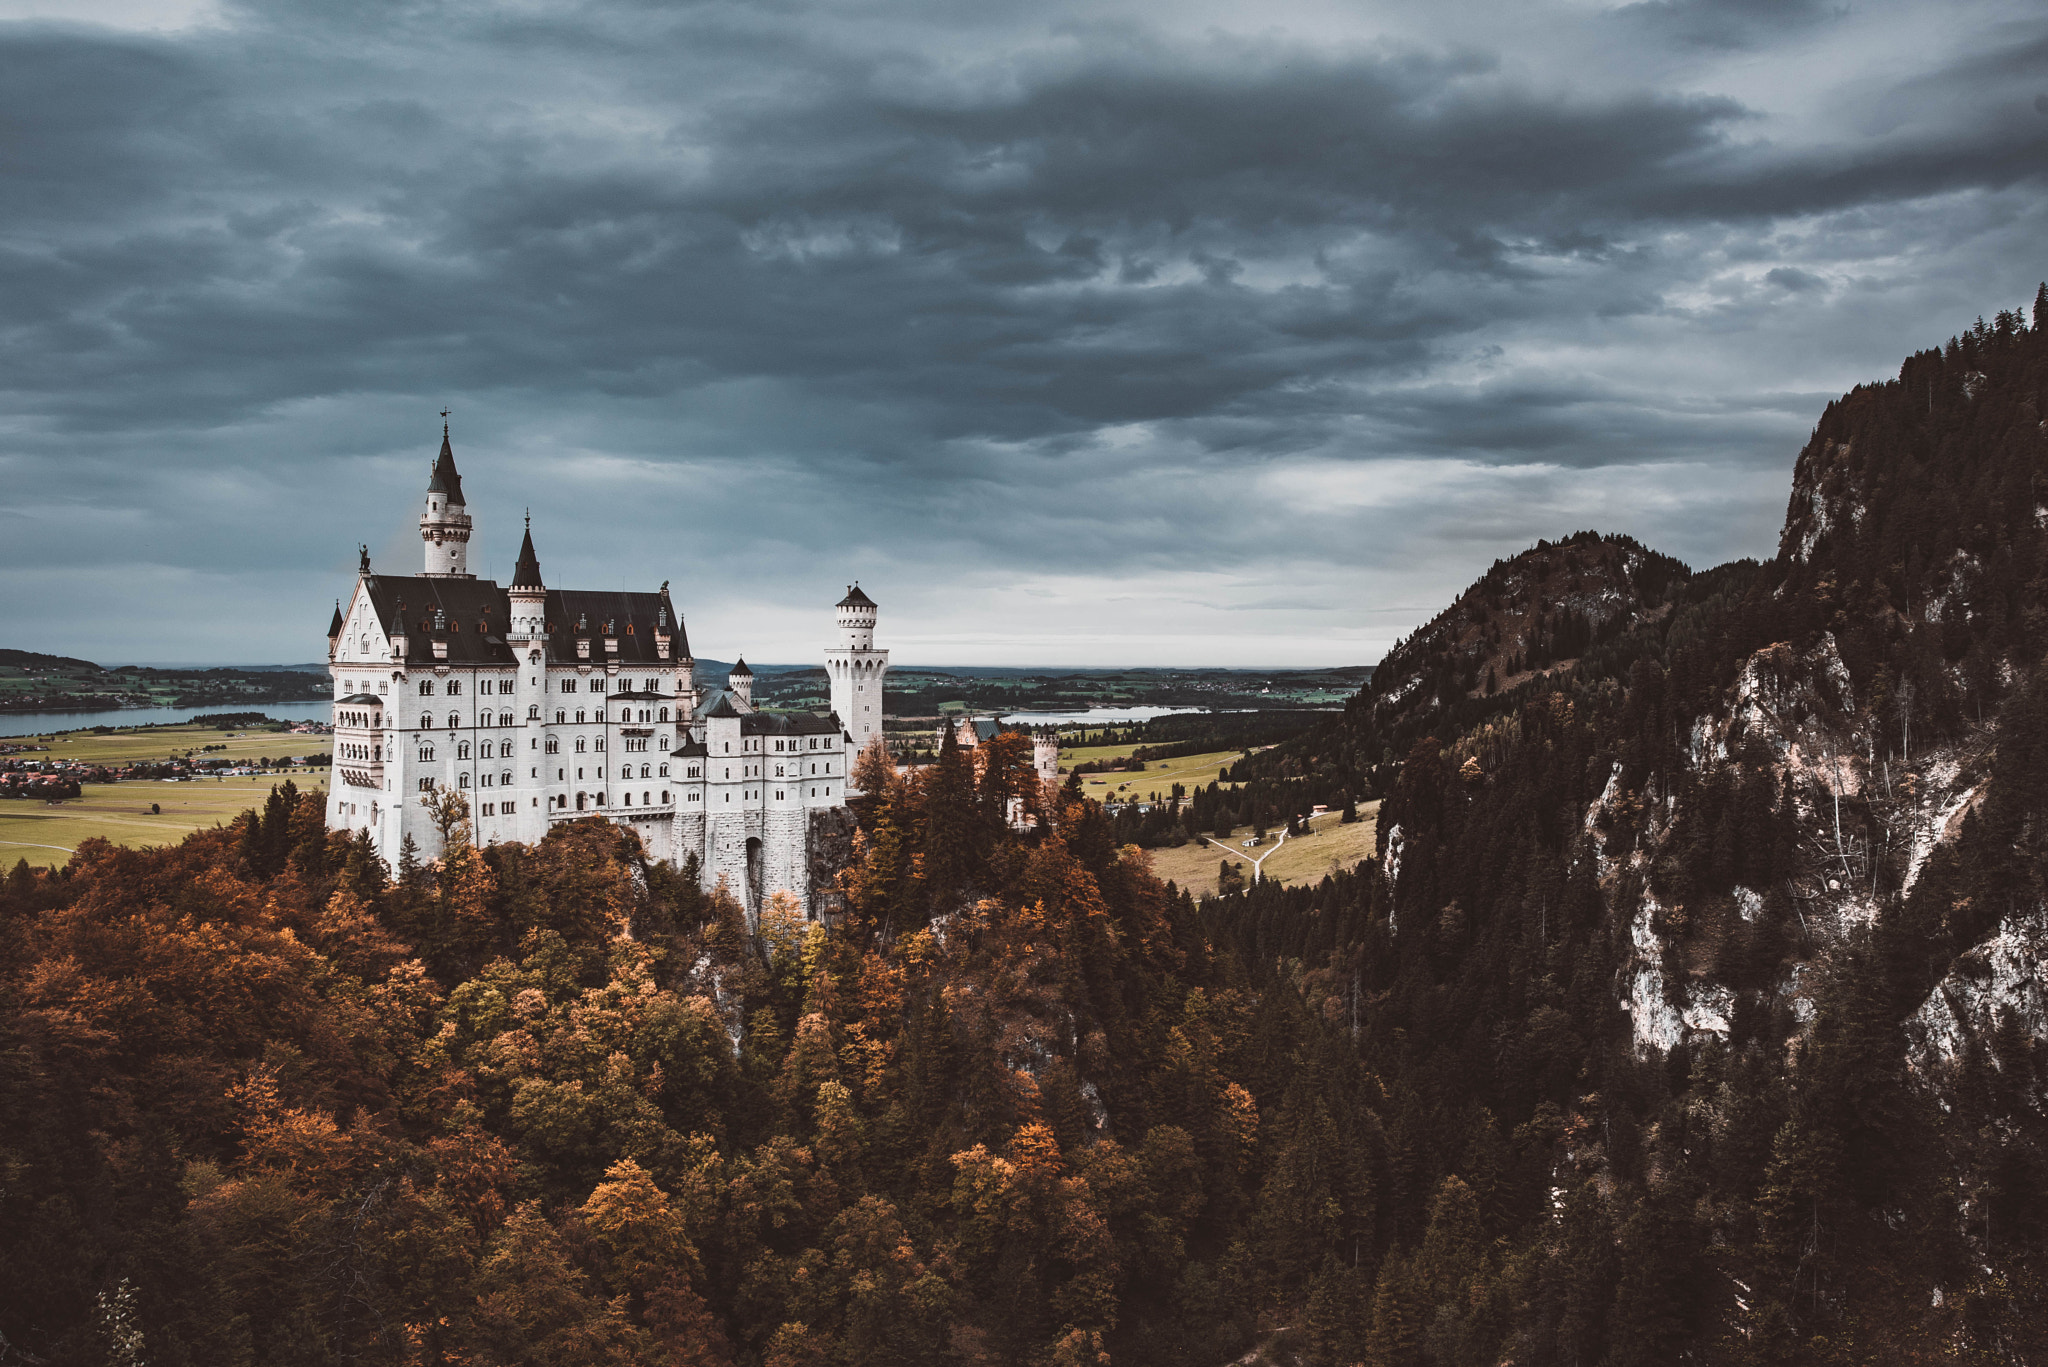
[0,701,335,738]
[997,705,1207,726]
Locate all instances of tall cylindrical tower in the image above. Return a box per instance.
[824,584,888,744]
[420,420,475,578]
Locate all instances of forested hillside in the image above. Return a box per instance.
[1215,287,2048,1360]
[7,291,2048,1365]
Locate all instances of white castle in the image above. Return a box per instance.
[323,425,888,920]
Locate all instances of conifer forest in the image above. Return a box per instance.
[11,293,2048,1364]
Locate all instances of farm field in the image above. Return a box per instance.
[1,773,327,868]
[1060,745,1250,799]
[1145,801,1380,897]
[2,723,332,867]
[13,723,329,766]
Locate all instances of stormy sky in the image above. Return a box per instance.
[3,0,2046,668]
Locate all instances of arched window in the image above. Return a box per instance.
[418,680,434,695]
[659,707,669,722]
[421,713,434,729]
[658,763,669,777]
[447,680,461,695]
[418,745,434,761]
[481,741,494,759]
[623,792,631,806]
[457,742,471,759]
[501,771,513,787]
[576,710,586,724]
[528,705,540,719]
[640,764,651,779]
[457,773,470,788]
[555,710,566,724]
[575,737,587,753]
[545,738,559,754]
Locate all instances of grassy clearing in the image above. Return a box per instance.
[10,723,330,766]
[2,724,333,868]
[1,773,326,868]
[1143,801,1380,898]
[1061,745,1249,799]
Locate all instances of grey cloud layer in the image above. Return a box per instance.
[2,0,2046,664]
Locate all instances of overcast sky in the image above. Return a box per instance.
[3,0,2045,667]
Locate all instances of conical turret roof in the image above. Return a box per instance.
[427,423,466,506]
[328,600,344,636]
[729,657,753,677]
[511,517,543,589]
[837,583,875,608]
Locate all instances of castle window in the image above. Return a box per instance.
[658,736,667,749]
[556,710,566,724]
[592,679,606,693]
[562,679,576,692]
[421,713,435,729]
[447,681,461,695]
[482,803,493,816]
[622,792,631,806]
[502,771,513,787]
[659,708,669,722]
[458,773,470,788]
[661,790,668,804]
[499,680,514,694]
[480,741,492,759]
[640,764,650,778]
[419,745,434,761]
[689,766,699,778]
[659,764,669,777]
[419,681,434,695]
[528,705,540,719]
[419,777,435,791]
[576,710,586,724]
[546,738,558,754]
[594,738,604,752]
[457,742,471,759]
[575,738,586,753]
[480,773,491,787]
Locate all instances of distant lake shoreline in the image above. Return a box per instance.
[0,701,336,738]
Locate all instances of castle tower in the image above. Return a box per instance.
[420,419,475,578]
[508,517,546,641]
[825,584,888,744]
[728,658,754,712]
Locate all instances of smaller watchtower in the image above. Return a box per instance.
[825,584,888,744]
[420,416,474,578]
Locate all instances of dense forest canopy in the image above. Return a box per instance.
[8,291,2048,1365]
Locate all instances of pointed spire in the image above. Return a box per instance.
[730,657,753,677]
[426,414,466,506]
[328,599,344,637]
[511,511,543,589]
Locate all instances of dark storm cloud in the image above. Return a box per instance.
[3,0,2048,665]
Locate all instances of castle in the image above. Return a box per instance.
[323,426,888,920]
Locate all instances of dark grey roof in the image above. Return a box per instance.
[427,427,466,505]
[741,711,842,737]
[671,739,708,757]
[510,521,542,589]
[337,693,383,705]
[729,657,753,677]
[703,694,743,719]
[609,689,669,700]
[358,575,685,667]
[837,584,876,608]
[328,601,344,636]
